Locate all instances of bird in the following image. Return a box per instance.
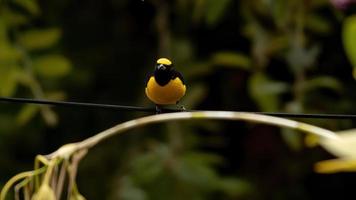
[145,58,186,113]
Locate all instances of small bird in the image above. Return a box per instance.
[145,58,186,113]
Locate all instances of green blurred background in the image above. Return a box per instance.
[1,0,356,199]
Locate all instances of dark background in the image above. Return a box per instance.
[1,0,356,199]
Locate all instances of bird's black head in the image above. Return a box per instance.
[155,58,173,72]
[154,58,173,86]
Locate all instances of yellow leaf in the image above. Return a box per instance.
[314,159,356,173]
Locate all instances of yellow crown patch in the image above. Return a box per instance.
[157,58,172,65]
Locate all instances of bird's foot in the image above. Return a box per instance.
[176,101,186,112]
[178,105,186,112]
[155,105,162,114]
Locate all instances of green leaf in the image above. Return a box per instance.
[33,55,72,78]
[181,62,213,78]
[180,84,207,107]
[211,51,250,70]
[286,43,319,72]
[13,0,40,15]
[192,0,205,23]
[306,14,332,34]
[171,39,194,64]
[218,178,253,197]
[45,91,67,101]
[174,153,223,190]
[0,45,22,62]
[18,28,61,50]
[342,15,356,79]
[0,114,17,134]
[270,0,288,28]
[175,159,219,190]
[40,106,58,126]
[205,0,231,26]
[310,0,330,8]
[248,73,289,111]
[0,19,8,43]
[302,76,342,92]
[0,67,19,96]
[118,177,147,200]
[16,105,39,125]
[281,128,303,152]
[183,152,223,166]
[130,145,169,184]
[14,70,34,85]
[2,8,30,26]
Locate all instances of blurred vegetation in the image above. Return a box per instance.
[1,0,356,199]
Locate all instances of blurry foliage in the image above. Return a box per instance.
[112,136,253,200]
[342,14,356,79]
[1,0,356,199]
[0,0,71,128]
[114,142,253,200]
[0,0,71,196]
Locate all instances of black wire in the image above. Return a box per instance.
[0,97,168,112]
[1,96,356,119]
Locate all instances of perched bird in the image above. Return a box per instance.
[145,58,186,113]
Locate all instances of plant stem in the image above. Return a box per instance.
[47,111,340,159]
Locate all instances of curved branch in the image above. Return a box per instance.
[47,111,340,159]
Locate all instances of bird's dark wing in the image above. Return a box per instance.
[145,72,154,85]
[172,70,185,85]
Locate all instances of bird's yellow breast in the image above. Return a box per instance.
[145,76,186,105]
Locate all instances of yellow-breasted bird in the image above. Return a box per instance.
[145,58,186,113]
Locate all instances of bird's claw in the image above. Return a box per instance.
[179,105,186,112]
[155,105,162,114]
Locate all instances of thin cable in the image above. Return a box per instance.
[0,97,154,112]
[1,96,356,119]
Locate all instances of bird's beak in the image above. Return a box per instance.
[157,64,166,71]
